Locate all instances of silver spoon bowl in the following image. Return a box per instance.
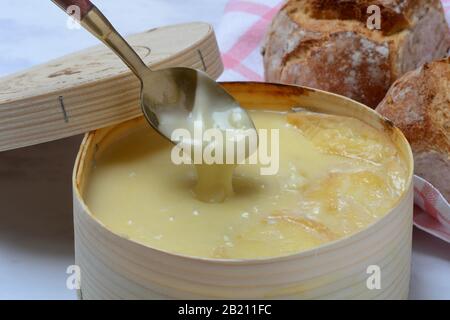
[53,0,256,148]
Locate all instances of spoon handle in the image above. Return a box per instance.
[52,0,149,78]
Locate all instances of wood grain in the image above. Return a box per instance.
[0,22,223,152]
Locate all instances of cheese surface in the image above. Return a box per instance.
[84,110,408,259]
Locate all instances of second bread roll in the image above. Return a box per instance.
[376,57,449,202]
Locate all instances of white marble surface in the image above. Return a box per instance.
[0,0,449,300]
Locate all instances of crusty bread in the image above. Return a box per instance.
[376,57,449,201]
[262,0,450,108]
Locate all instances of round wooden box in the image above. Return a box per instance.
[73,82,414,299]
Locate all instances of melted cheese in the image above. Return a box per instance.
[84,110,407,259]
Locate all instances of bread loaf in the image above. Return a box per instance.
[262,0,450,108]
[376,57,449,201]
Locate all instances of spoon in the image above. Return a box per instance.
[52,0,257,152]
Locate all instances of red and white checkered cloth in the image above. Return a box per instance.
[217,0,450,242]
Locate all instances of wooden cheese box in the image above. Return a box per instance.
[0,22,414,300]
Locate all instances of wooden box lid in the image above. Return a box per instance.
[0,22,223,152]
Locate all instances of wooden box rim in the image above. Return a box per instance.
[73,81,414,265]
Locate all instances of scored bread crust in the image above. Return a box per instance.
[262,0,450,108]
[376,57,450,201]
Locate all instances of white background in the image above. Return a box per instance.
[0,0,449,299]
